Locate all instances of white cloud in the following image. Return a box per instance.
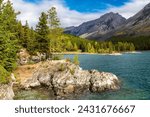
[108,0,150,18]
[9,0,150,28]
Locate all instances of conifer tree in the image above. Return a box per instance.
[36,12,49,55]
[23,21,30,48]
[2,0,18,35]
[130,43,135,51]
[47,7,63,54]
[47,7,60,29]
[28,27,36,53]
[108,42,113,53]
[17,21,24,46]
[73,43,78,51]
[66,41,73,51]
[0,0,18,72]
[87,43,95,53]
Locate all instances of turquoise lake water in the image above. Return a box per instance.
[64,51,150,100]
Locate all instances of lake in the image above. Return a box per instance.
[14,51,150,100]
[64,51,150,100]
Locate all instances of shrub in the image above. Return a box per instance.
[65,58,71,62]
[52,54,63,60]
[69,68,75,75]
[73,55,79,65]
[58,64,66,71]
[0,65,10,84]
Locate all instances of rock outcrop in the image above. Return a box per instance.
[22,60,120,99]
[18,49,46,65]
[0,83,14,100]
[0,73,16,100]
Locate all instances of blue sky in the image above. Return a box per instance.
[25,0,130,13]
[64,0,130,13]
[15,0,149,27]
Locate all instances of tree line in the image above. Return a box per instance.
[21,7,135,55]
[0,0,18,83]
[0,0,135,83]
[110,36,150,50]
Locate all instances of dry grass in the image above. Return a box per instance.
[13,60,71,84]
[14,63,39,84]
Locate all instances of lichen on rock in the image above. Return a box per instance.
[21,60,120,99]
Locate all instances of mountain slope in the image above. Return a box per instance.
[107,3,150,50]
[113,2,150,37]
[64,12,126,39]
[65,3,150,41]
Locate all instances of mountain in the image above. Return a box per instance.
[64,12,126,40]
[65,3,150,41]
[108,3,150,50]
[112,3,150,38]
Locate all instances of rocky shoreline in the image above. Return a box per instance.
[20,60,120,99]
[0,60,120,100]
[54,51,141,56]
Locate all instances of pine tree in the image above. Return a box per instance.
[87,43,91,52]
[27,27,36,54]
[36,12,49,55]
[73,43,78,51]
[0,0,4,11]
[108,42,113,53]
[17,21,24,46]
[91,45,95,53]
[130,43,135,51]
[2,0,18,35]
[23,21,30,48]
[94,42,98,53]
[66,41,73,51]
[0,0,18,72]
[87,43,95,53]
[47,7,63,54]
[47,7,60,29]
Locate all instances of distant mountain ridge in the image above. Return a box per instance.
[65,3,150,41]
[113,2,150,37]
[64,12,126,39]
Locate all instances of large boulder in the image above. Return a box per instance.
[18,49,47,65]
[21,60,120,99]
[0,83,14,100]
[90,70,120,92]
